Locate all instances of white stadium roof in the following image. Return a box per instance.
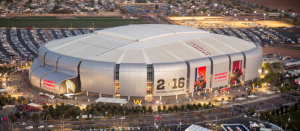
[44,24,257,64]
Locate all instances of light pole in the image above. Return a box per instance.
[234,14,236,27]
[282,10,284,22]
[63,115,64,130]
[254,11,256,22]
[180,122,181,131]
[264,13,266,26]
[216,116,218,127]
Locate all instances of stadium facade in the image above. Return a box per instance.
[29,24,263,101]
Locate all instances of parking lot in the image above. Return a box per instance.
[209,27,300,47]
[0,28,94,64]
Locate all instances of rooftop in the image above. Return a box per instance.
[44,24,257,64]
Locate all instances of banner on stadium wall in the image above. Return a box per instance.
[230,60,243,85]
[194,66,206,92]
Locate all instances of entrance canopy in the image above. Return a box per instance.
[186,124,212,131]
[63,93,75,96]
[250,122,259,128]
[95,97,128,104]
[0,88,10,92]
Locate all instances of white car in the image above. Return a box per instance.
[244,115,247,118]
[137,126,140,130]
[119,127,122,131]
[38,125,44,128]
[47,125,53,128]
[20,122,26,125]
[39,92,43,96]
[25,126,33,129]
[128,127,131,130]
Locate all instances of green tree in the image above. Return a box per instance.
[148,106,153,114]
[8,113,15,121]
[197,103,202,108]
[163,105,166,112]
[135,106,141,113]
[93,108,98,116]
[42,104,49,110]
[142,105,147,113]
[15,112,21,120]
[158,105,161,113]
[173,105,178,111]
[46,114,51,120]
[155,5,159,9]
[180,105,185,111]
[32,113,39,122]
[168,106,173,112]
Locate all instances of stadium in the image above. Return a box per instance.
[29,24,263,101]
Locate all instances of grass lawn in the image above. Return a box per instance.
[0,17,149,28]
[280,108,300,129]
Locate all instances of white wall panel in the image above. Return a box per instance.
[57,55,81,76]
[244,47,263,81]
[41,72,74,94]
[30,66,53,88]
[44,51,61,71]
[38,46,49,64]
[211,55,229,88]
[119,63,147,97]
[80,60,115,95]
[29,58,43,81]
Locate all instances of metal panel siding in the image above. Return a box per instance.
[80,60,115,95]
[44,51,61,71]
[41,72,73,94]
[187,58,211,93]
[244,47,263,81]
[38,46,49,64]
[153,62,187,96]
[211,55,229,88]
[30,66,53,88]
[57,55,81,76]
[119,63,147,97]
[29,58,43,81]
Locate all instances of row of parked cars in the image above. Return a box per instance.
[0,28,93,63]
[211,27,300,46]
[24,125,53,129]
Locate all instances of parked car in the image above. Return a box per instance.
[25,126,33,129]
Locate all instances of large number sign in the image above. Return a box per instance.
[154,77,185,96]
[230,60,243,85]
[194,66,206,92]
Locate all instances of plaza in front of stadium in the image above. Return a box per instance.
[28,24,264,105]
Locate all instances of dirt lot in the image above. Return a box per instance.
[244,0,300,13]
[263,47,300,58]
[169,17,293,28]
